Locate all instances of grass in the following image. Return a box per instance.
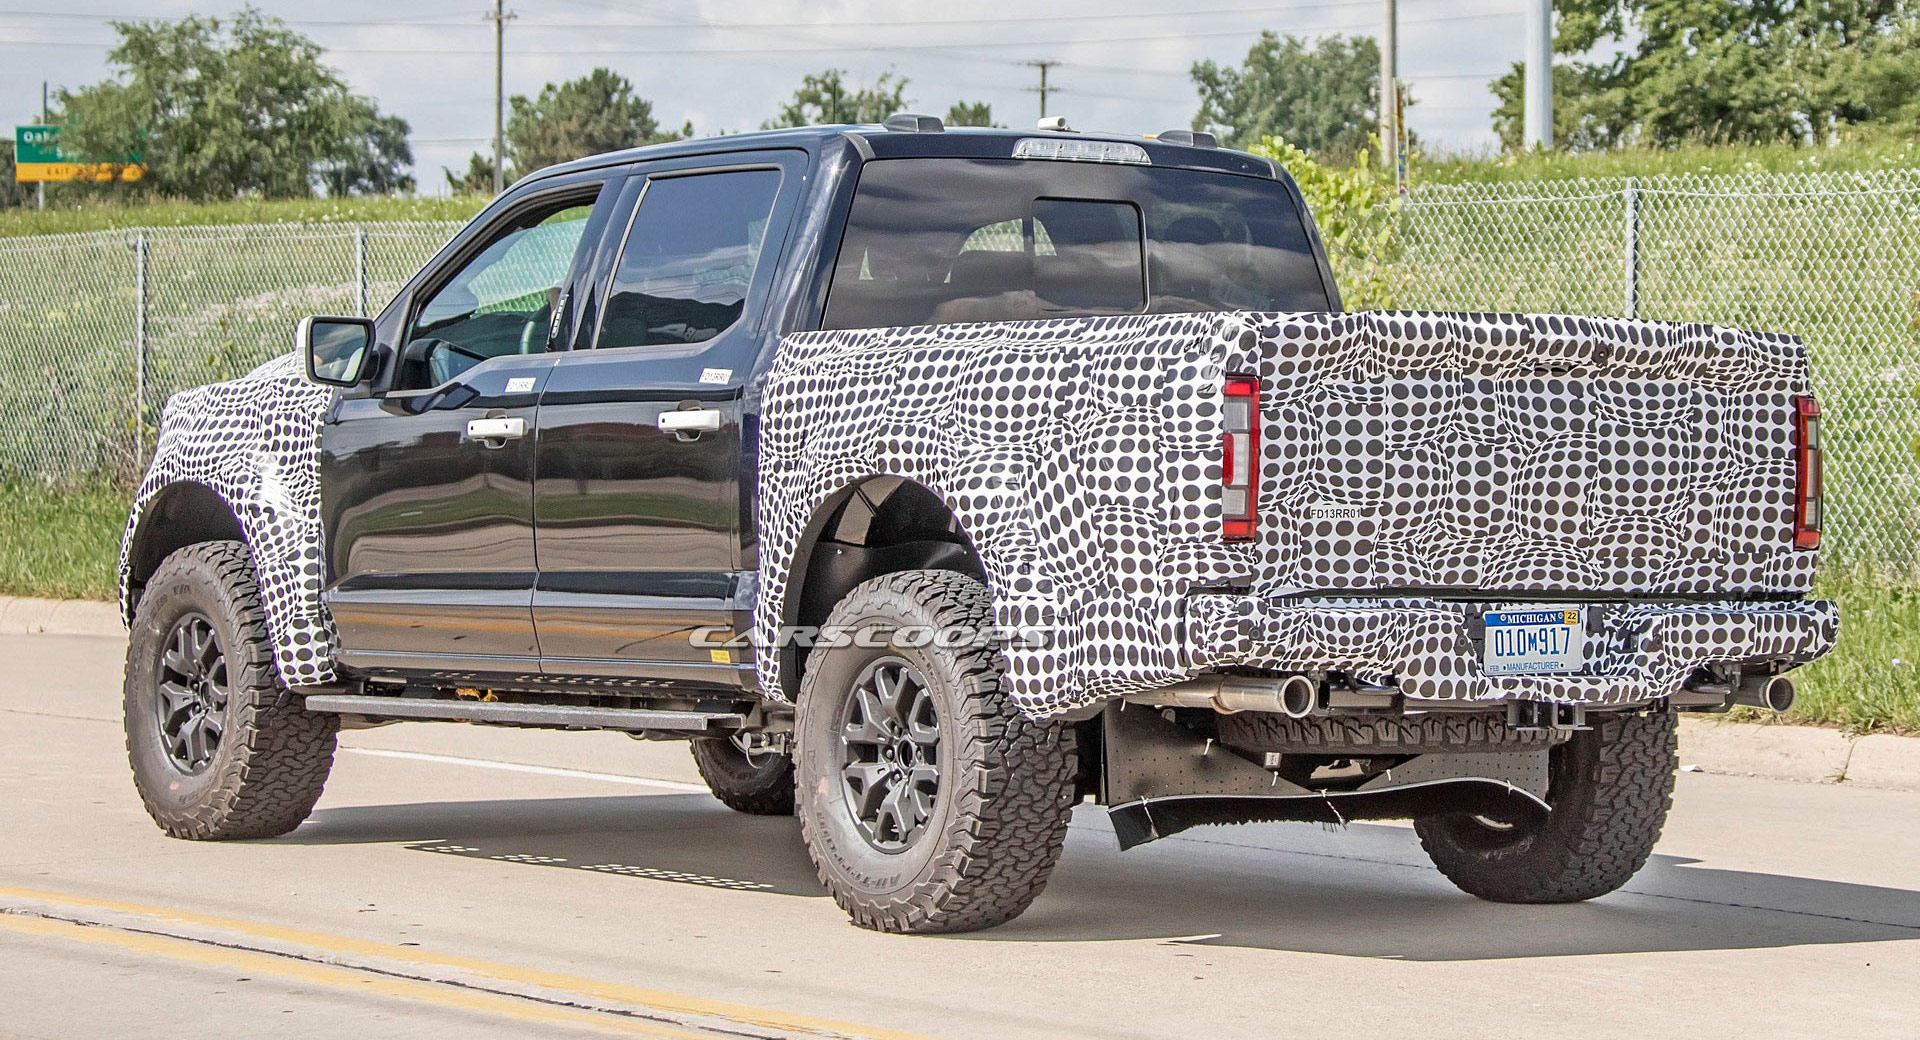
[0,482,128,601]
[1413,136,1920,185]
[1758,566,1920,735]
[0,194,488,239]
[0,481,1912,733]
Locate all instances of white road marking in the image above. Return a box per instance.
[340,747,710,793]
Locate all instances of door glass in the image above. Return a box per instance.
[400,200,595,389]
[597,169,783,349]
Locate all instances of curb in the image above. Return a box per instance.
[1,596,1912,791]
[0,595,125,638]
[1678,717,1920,793]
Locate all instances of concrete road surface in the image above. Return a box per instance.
[2,632,1915,1040]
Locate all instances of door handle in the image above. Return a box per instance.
[657,408,723,440]
[465,416,526,445]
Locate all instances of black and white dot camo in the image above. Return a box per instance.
[119,354,339,687]
[758,311,1836,719]
[118,310,1836,710]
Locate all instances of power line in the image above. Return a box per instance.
[0,7,1522,54]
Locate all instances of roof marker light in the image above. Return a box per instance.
[1012,137,1151,165]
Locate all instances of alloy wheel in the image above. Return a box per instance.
[154,612,228,775]
[836,656,942,852]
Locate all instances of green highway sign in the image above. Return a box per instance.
[13,124,144,183]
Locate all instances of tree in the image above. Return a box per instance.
[0,141,33,209]
[58,8,411,199]
[946,101,995,127]
[444,153,498,196]
[1490,2,1920,150]
[1191,32,1384,158]
[764,70,909,128]
[451,68,688,189]
[322,110,414,196]
[508,68,689,174]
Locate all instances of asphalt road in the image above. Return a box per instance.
[2,632,1916,1040]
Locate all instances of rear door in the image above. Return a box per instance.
[321,177,616,672]
[532,152,805,685]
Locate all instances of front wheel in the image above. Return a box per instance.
[794,570,1078,934]
[1415,710,1677,903]
[123,541,338,840]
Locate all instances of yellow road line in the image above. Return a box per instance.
[0,913,711,1039]
[0,884,942,1040]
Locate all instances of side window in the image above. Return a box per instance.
[399,197,596,390]
[597,169,782,350]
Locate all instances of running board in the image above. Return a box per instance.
[302,695,745,734]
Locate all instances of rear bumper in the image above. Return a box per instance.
[1185,595,1839,708]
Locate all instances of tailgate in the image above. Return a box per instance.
[1204,312,1817,597]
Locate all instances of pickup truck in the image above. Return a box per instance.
[119,115,1837,934]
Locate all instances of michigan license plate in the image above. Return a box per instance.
[1483,607,1585,676]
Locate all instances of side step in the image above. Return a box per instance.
[303,695,745,735]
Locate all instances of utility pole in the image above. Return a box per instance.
[37,80,47,211]
[1379,0,1397,178]
[1524,0,1552,150]
[1021,60,1061,121]
[485,0,515,194]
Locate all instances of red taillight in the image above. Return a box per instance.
[1222,375,1259,542]
[1793,395,1822,551]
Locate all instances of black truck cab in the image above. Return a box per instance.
[315,123,1335,691]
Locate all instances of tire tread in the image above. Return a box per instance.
[124,541,337,840]
[797,570,1077,934]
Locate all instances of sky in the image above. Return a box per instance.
[0,0,1530,195]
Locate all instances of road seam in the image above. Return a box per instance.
[0,909,726,1039]
[0,884,943,1040]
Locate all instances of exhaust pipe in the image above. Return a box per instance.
[1733,674,1796,713]
[1275,673,1317,718]
[1125,673,1321,716]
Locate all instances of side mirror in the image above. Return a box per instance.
[299,315,375,387]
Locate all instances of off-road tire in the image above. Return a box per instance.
[689,737,795,815]
[124,541,338,840]
[795,570,1078,934]
[1414,710,1677,903]
[1219,710,1567,756]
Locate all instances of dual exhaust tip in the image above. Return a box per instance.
[1145,671,1799,718]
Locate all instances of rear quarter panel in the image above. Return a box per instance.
[755,311,1825,719]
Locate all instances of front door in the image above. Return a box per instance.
[532,158,800,686]
[321,182,611,672]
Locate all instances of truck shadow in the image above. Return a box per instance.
[292,796,1920,960]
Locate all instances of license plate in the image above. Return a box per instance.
[1483,607,1585,676]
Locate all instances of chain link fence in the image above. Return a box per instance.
[0,221,462,485]
[0,168,1914,569]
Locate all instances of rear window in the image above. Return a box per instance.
[821,157,1330,331]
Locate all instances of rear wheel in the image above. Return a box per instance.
[1414,710,1677,903]
[123,541,338,840]
[794,570,1078,934]
[689,736,795,815]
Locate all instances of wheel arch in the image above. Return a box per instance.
[121,480,246,619]
[776,475,987,702]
